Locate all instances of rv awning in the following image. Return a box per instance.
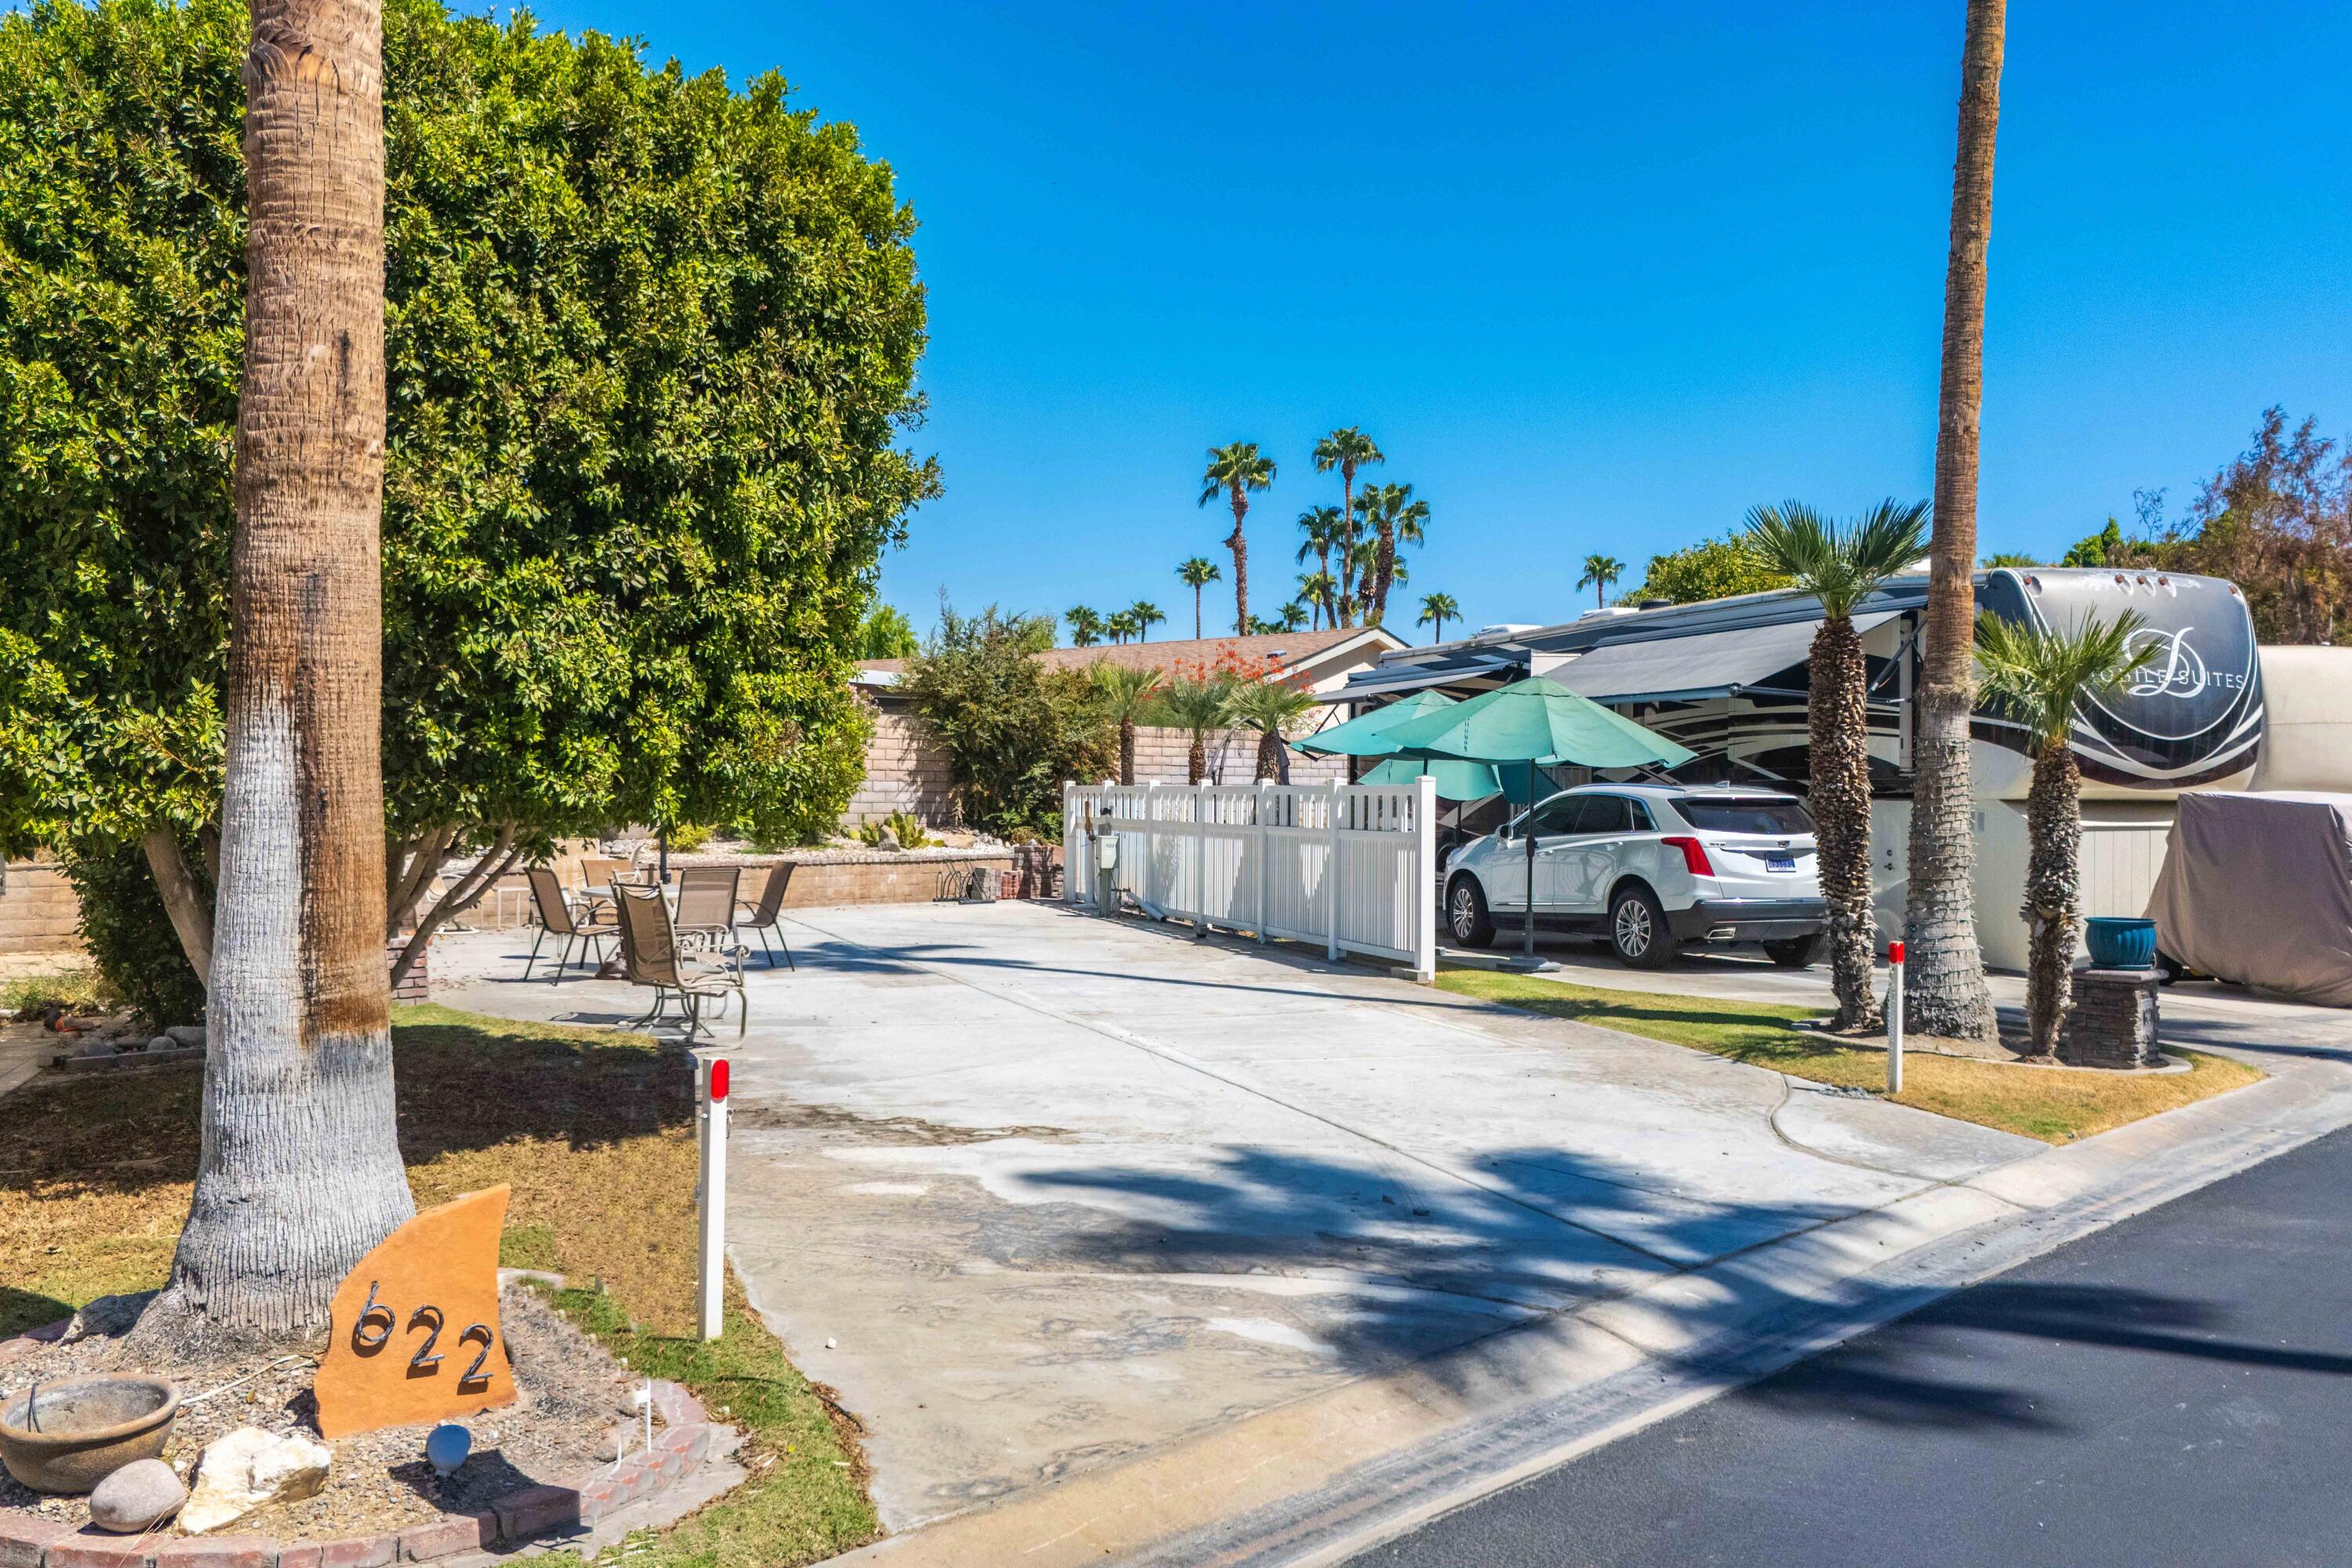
[1546,611,1897,705]
[1330,654,1517,702]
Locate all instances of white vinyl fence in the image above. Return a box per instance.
[1063,775,1438,980]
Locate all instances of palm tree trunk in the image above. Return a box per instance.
[1227,492,1249,634]
[1904,0,2005,1044]
[1371,521,1396,625]
[1188,729,1206,785]
[1120,718,1137,786]
[1809,617,1882,1031]
[1192,585,1203,639]
[1257,728,1287,784]
[146,0,414,1345]
[2021,740,2081,1057]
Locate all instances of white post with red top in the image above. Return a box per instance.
[1886,941,1906,1095]
[698,1055,730,1341]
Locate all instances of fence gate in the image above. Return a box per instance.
[1062,775,1438,982]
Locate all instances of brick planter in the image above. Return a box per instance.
[0,1381,734,1568]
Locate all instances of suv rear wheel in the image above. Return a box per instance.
[1609,884,1676,969]
[1447,876,1496,948]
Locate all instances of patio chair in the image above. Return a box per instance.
[612,881,747,1040]
[735,864,796,970]
[673,865,742,952]
[579,855,637,892]
[524,866,616,982]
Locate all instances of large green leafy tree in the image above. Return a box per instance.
[1627,533,1795,605]
[0,0,935,988]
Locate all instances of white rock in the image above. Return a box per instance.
[147,1035,176,1052]
[180,1427,331,1534]
[165,1025,208,1048]
[89,1458,186,1533]
[593,1425,633,1463]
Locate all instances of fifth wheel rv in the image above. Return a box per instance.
[1334,567,2267,970]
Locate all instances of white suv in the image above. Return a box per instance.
[1443,784,1828,968]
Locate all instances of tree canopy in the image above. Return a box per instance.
[1627,532,1793,605]
[0,0,935,962]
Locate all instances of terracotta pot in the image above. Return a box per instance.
[0,1374,180,1494]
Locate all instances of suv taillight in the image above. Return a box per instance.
[1661,836,1714,877]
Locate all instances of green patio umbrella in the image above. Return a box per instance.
[1375,676,1697,964]
[1357,756,1506,800]
[1296,688,1459,757]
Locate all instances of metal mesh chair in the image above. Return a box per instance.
[736,864,796,970]
[673,865,741,951]
[524,866,615,982]
[612,881,746,1040]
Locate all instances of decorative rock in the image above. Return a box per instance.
[60,1292,157,1344]
[592,1425,631,1464]
[147,1036,176,1053]
[88,1458,187,1533]
[165,1026,207,1049]
[180,1427,331,1534]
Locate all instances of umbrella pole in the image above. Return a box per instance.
[1523,758,1537,959]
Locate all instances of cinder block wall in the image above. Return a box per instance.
[0,858,86,959]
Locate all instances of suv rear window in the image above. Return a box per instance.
[1673,796,1814,834]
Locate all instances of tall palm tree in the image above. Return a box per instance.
[1973,611,2152,1058]
[1065,605,1104,647]
[1577,554,1625,608]
[1222,679,1319,784]
[1128,600,1165,641]
[154,0,415,1339]
[1744,499,1932,1030]
[1314,427,1383,592]
[1276,600,1310,632]
[1200,441,1276,633]
[1105,608,1138,644]
[1417,591,1460,643]
[1357,482,1428,624]
[1091,662,1163,786]
[1156,674,1234,783]
[1298,568,1339,630]
[1294,505,1344,622]
[1907,0,2007,1043]
[1175,557,1221,637]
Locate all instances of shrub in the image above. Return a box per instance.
[897,604,1113,835]
[60,838,207,1026]
[666,823,716,855]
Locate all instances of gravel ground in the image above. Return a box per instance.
[2,1283,644,1540]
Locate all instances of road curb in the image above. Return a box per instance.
[833,1044,2352,1568]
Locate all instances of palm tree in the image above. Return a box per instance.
[1744,499,1931,1030]
[1314,426,1382,579]
[1417,592,1460,643]
[1298,569,1339,630]
[154,0,416,1340]
[1156,674,1234,784]
[1294,505,1344,622]
[1907,0,2007,1044]
[1222,679,1319,784]
[1200,441,1276,633]
[1175,557,1221,637]
[1128,600,1166,642]
[1091,661,1163,786]
[1276,600,1310,632]
[1065,605,1104,647]
[1104,608,1138,644]
[1973,611,2153,1058]
[1357,481,1428,624]
[1577,554,1625,609]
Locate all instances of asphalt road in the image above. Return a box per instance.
[1349,1121,2352,1568]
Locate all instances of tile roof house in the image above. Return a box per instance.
[854,626,1406,696]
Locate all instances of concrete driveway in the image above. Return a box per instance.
[436,899,2036,1530]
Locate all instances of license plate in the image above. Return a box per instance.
[1766,855,1795,873]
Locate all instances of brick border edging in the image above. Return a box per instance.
[0,1382,736,1568]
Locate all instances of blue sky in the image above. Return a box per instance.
[531,1,2352,644]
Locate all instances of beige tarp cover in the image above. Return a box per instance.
[2144,791,2352,1007]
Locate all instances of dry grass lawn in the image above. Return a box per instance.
[0,1003,879,1567]
[1438,968,2264,1144]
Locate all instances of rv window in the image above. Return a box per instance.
[1673,796,1815,834]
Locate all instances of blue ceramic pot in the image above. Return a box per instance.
[2085,916,2158,969]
